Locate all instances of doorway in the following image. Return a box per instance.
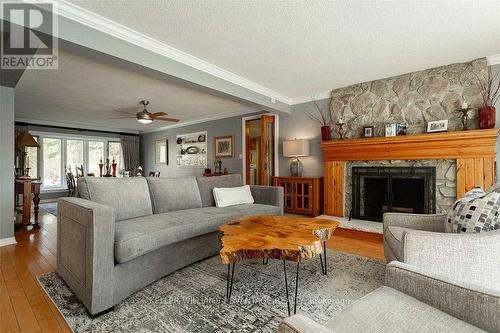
[242,114,278,185]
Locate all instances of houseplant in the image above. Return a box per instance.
[476,67,500,129]
[306,97,332,141]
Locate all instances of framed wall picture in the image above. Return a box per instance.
[362,126,374,138]
[215,135,234,158]
[155,139,168,164]
[396,123,408,136]
[427,120,448,133]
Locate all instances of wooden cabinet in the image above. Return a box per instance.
[273,176,324,216]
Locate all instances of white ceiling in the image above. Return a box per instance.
[16,49,257,133]
[66,0,500,101]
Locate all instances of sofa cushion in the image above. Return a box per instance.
[384,226,409,260]
[147,177,202,214]
[446,188,500,233]
[326,286,483,333]
[114,203,280,263]
[196,174,243,207]
[77,177,152,221]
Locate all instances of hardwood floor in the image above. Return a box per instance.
[1,209,384,333]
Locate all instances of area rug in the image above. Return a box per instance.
[40,202,58,216]
[38,251,385,333]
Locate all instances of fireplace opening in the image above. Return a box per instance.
[352,167,436,222]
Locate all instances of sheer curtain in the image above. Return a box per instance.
[120,135,140,171]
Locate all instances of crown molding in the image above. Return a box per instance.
[289,90,332,105]
[39,0,293,105]
[141,108,260,134]
[487,54,500,66]
[15,117,139,134]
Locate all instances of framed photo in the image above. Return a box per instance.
[385,124,397,137]
[427,120,448,133]
[155,139,168,164]
[396,123,407,136]
[362,126,374,138]
[215,135,233,158]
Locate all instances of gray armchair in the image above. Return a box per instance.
[279,213,500,332]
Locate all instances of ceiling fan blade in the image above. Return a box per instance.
[112,107,137,115]
[150,112,167,117]
[155,117,180,122]
[109,116,135,119]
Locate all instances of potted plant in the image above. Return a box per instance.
[476,67,500,129]
[306,97,332,141]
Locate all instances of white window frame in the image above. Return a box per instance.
[30,131,123,192]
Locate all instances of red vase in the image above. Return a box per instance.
[479,106,496,129]
[320,126,331,141]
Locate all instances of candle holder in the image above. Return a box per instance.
[457,107,473,130]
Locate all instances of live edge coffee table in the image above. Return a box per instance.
[219,215,339,316]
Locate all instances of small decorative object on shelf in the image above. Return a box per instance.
[475,67,499,129]
[385,123,397,137]
[336,118,346,140]
[457,100,473,130]
[396,123,407,135]
[198,134,206,142]
[362,126,374,138]
[306,96,332,141]
[427,119,448,133]
[112,158,117,177]
[214,159,222,174]
[98,159,103,177]
[176,131,207,168]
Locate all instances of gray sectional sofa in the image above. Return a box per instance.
[56,174,283,316]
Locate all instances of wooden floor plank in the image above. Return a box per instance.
[0,271,21,333]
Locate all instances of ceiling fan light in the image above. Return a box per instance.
[136,111,153,124]
[137,118,152,124]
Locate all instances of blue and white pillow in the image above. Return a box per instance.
[445,188,500,233]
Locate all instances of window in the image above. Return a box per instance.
[88,141,104,176]
[43,138,62,188]
[26,136,38,178]
[108,142,123,174]
[66,140,84,173]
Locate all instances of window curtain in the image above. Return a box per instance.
[120,135,140,171]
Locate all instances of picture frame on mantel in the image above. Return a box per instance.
[427,119,448,133]
[155,139,168,164]
[215,135,234,158]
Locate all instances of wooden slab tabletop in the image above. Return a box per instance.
[219,215,339,264]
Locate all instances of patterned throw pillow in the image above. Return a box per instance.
[445,188,500,233]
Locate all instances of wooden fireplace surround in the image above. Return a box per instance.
[321,128,499,216]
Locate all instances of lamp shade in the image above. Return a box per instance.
[283,139,310,157]
[15,131,40,149]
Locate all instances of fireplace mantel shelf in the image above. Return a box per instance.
[321,128,499,161]
[321,128,500,216]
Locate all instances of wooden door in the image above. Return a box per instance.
[260,115,275,186]
[275,178,295,211]
[294,180,314,214]
[245,121,251,185]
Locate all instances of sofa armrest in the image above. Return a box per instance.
[386,261,500,333]
[57,197,115,315]
[250,185,284,215]
[383,212,446,232]
[279,314,332,333]
[402,229,500,286]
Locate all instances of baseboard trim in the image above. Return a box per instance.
[0,237,17,247]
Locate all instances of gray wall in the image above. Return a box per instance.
[140,114,257,177]
[0,87,15,240]
[278,99,328,177]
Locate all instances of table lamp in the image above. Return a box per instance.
[283,139,310,177]
[15,131,40,178]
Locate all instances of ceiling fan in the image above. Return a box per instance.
[113,100,180,124]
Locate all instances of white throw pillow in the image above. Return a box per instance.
[213,185,254,208]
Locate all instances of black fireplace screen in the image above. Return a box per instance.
[351,167,436,222]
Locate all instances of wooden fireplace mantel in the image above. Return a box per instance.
[321,129,499,216]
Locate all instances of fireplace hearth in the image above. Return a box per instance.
[351,167,436,222]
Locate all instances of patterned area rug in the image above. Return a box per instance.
[38,251,385,333]
[40,202,58,216]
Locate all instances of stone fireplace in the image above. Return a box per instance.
[350,165,437,222]
[321,129,498,217]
